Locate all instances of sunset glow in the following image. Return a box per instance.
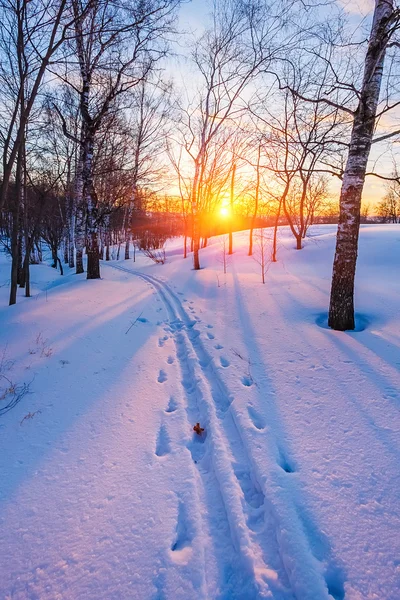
[219,206,230,217]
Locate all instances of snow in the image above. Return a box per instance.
[0,224,399,600]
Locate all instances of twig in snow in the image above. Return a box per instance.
[125,311,144,335]
[20,410,41,426]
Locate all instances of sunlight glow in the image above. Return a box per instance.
[219,206,230,218]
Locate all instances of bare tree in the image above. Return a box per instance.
[252,227,271,284]
[328,1,400,330]
[377,177,400,222]
[175,0,295,270]
[0,0,76,212]
[64,0,179,279]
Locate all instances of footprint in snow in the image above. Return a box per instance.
[155,423,171,457]
[277,448,295,474]
[241,375,253,387]
[165,396,177,413]
[206,332,215,340]
[214,344,223,350]
[166,356,175,364]
[247,405,266,430]
[158,370,168,383]
[171,498,193,557]
[206,324,214,329]
[158,335,169,347]
[220,357,230,368]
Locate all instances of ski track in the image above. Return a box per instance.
[107,262,332,600]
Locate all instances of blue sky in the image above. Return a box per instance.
[169,0,392,209]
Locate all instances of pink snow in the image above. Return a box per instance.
[0,224,399,600]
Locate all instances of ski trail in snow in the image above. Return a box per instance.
[106,263,332,599]
[230,266,339,599]
[108,263,264,598]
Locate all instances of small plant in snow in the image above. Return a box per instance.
[29,332,53,358]
[252,228,272,284]
[217,234,230,275]
[0,348,31,417]
[20,410,41,426]
[142,247,166,264]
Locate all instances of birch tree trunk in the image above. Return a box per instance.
[74,150,85,274]
[125,203,132,259]
[84,133,100,279]
[9,147,22,305]
[68,202,75,268]
[191,160,201,270]
[328,0,394,330]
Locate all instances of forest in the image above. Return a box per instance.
[1,0,400,328]
[1,2,400,600]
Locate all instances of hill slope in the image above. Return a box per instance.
[0,225,399,599]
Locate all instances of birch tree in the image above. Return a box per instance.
[67,0,179,279]
[329,0,400,330]
[0,0,76,212]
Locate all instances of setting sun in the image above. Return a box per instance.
[219,206,230,217]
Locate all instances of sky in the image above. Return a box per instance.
[169,0,396,211]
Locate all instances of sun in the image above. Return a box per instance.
[219,206,230,217]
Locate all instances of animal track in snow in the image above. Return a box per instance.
[158,370,168,383]
[220,357,230,368]
[206,332,215,340]
[247,405,266,430]
[166,355,175,364]
[241,375,253,387]
[214,344,223,350]
[155,423,170,457]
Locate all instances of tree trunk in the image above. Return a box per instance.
[9,188,21,306]
[99,230,104,260]
[17,226,25,287]
[228,163,236,255]
[23,250,30,297]
[249,227,254,256]
[192,210,200,270]
[75,154,85,274]
[193,235,200,270]
[69,205,75,268]
[249,145,261,256]
[83,131,101,280]
[87,232,100,279]
[64,238,69,263]
[125,203,132,259]
[328,0,393,331]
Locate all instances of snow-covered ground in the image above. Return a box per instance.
[0,225,399,600]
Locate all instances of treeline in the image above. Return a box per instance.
[1,0,400,329]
